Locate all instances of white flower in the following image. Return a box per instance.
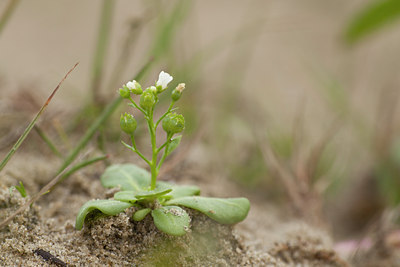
[126,80,137,90]
[156,71,173,89]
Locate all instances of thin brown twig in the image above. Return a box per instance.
[306,118,342,182]
[0,146,100,230]
[0,63,79,174]
[291,94,307,170]
[256,130,304,211]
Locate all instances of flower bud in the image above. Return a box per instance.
[162,113,185,134]
[119,86,131,99]
[171,83,185,101]
[149,86,157,94]
[140,89,156,110]
[127,80,143,95]
[120,113,137,135]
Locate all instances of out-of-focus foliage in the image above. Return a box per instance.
[375,139,400,206]
[345,0,400,44]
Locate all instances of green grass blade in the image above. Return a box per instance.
[90,0,115,103]
[107,15,151,92]
[59,155,108,183]
[58,97,122,173]
[34,126,63,158]
[345,0,400,44]
[0,0,20,36]
[150,0,191,61]
[0,63,79,174]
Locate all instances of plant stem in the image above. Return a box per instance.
[129,136,151,165]
[147,108,158,190]
[157,133,172,172]
[128,96,146,114]
[157,139,169,153]
[155,101,175,128]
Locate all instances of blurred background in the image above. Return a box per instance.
[1,0,400,260]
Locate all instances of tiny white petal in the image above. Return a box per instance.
[126,81,135,90]
[156,71,173,89]
[149,86,157,93]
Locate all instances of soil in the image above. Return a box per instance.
[0,153,348,267]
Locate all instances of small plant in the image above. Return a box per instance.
[9,181,27,198]
[75,71,250,236]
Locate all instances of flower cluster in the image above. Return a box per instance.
[118,71,186,189]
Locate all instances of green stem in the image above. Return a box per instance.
[130,136,151,165]
[155,101,175,128]
[121,140,150,165]
[157,139,169,153]
[157,133,173,172]
[0,0,20,36]
[128,96,146,114]
[147,108,158,190]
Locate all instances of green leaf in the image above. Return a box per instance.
[75,199,133,230]
[166,196,250,224]
[113,191,138,203]
[101,164,150,191]
[165,135,182,157]
[133,208,151,221]
[168,185,200,199]
[135,187,172,199]
[151,206,190,236]
[345,0,400,44]
[114,183,173,202]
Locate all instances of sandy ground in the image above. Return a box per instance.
[0,151,346,266]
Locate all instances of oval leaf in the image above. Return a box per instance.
[133,208,151,221]
[166,196,250,224]
[75,199,133,230]
[168,185,200,199]
[101,164,150,191]
[114,191,138,203]
[151,206,190,236]
[165,135,182,157]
